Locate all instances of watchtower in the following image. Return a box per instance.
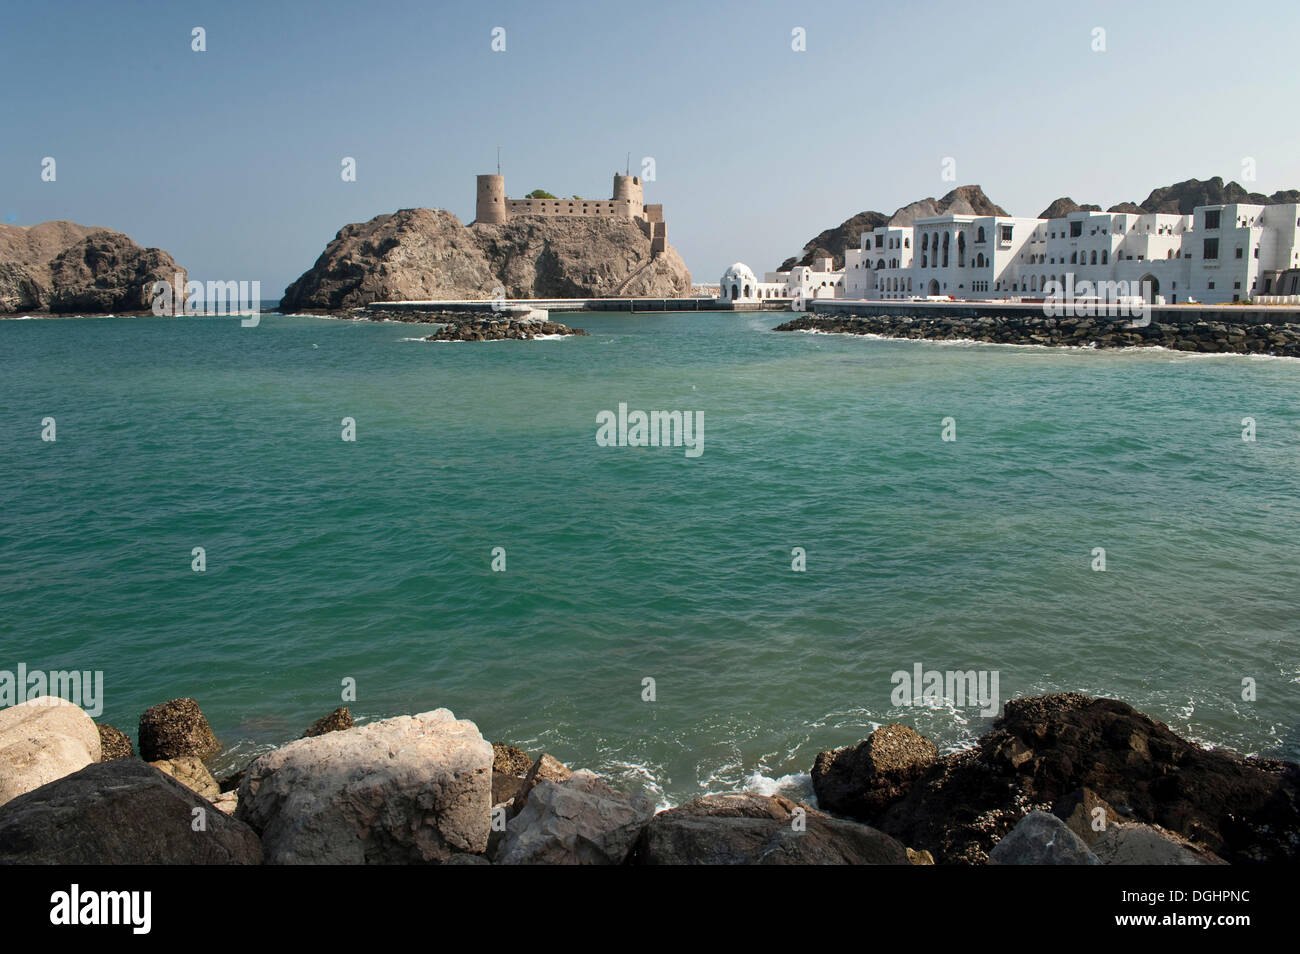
[475,174,507,224]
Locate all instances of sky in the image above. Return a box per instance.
[4,0,1299,294]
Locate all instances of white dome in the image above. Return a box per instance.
[721,262,757,284]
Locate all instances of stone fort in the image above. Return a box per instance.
[475,172,667,254]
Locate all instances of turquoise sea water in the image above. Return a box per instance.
[2,312,1298,803]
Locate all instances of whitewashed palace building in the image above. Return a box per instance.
[721,200,1300,306]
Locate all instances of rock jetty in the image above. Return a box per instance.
[776,313,1300,357]
[0,691,1293,864]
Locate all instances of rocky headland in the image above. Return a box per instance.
[0,691,1294,865]
[280,209,692,314]
[0,220,186,316]
[776,313,1300,357]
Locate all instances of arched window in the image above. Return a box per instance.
[942,233,950,268]
[1090,250,1097,264]
[730,284,738,300]
[1102,250,1108,264]
[977,226,986,243]
[958,232,966,268]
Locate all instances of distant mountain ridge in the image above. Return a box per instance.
[782,177,1300,272]
[780,185,1006,270]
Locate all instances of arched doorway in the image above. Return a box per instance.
[731,284,739,300]
[927,279,940,295]
[1139,274,1158,302]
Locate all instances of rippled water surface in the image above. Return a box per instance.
[2,312,1297,802]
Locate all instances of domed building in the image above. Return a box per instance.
[717,257,845,305]
[719,263,759,302]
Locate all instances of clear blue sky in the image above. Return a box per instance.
[4,0,1298,293]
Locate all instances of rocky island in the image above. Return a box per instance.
[280,207,692,314]
[0,221,186,316]
[0,691,1293,865]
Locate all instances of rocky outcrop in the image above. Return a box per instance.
[867,693,1300,864]
[812,723,936,819]
[988,811,1100,865]
[631,793,910,865]
[0,760,261,864]
[1038,197,1102,219]
[491,743,535,810]
[0,698,102,807]
[1119,176,1300,215]
[236,708,492,864]
[887,185,1009,227]
[0,220,185,315]
[301,706,353,738]
[780,186,1007,271]
[778,211,889,271]
[280,209,691,312]
[776,313,1300,357]
[494,770,655,865]
[424,317,587,341]
[148,755,220,800]
[96,724,134,761]
[493,743,534,777]
[138,698,221,762]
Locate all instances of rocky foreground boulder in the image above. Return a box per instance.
[988,811,1100,865]
[494,770,655,865]
[813,723,936,819]
[0,220,185,315]
[631,793,911,865]
[280,208,691,312]
[0,760,261,864]
[96,724,134,761]
[858,693,1300,864]
[236,708,492,864]
[0,697,102,807]
[138,698,221,762]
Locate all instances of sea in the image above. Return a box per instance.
[2,309,1297,806]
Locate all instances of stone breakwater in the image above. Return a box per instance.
[350,303,588,340]
[424,317,588,342]
[776,312,1300,356]
[0,692,1294,864]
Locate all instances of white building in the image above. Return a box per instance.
[726,200,1300,306]
[719,257,845,303]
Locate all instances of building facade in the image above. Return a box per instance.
[726,201,1300,306]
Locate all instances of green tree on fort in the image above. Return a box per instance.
[525,190,557,199]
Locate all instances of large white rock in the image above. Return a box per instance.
[236,708,492,864]
[0,697,102,808]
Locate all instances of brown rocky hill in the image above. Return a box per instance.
[280,209,692,312]
[0,221,185,315]
[1117,176,1300,215]
[1037,197,1102,218]
[780,185,1007,270]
